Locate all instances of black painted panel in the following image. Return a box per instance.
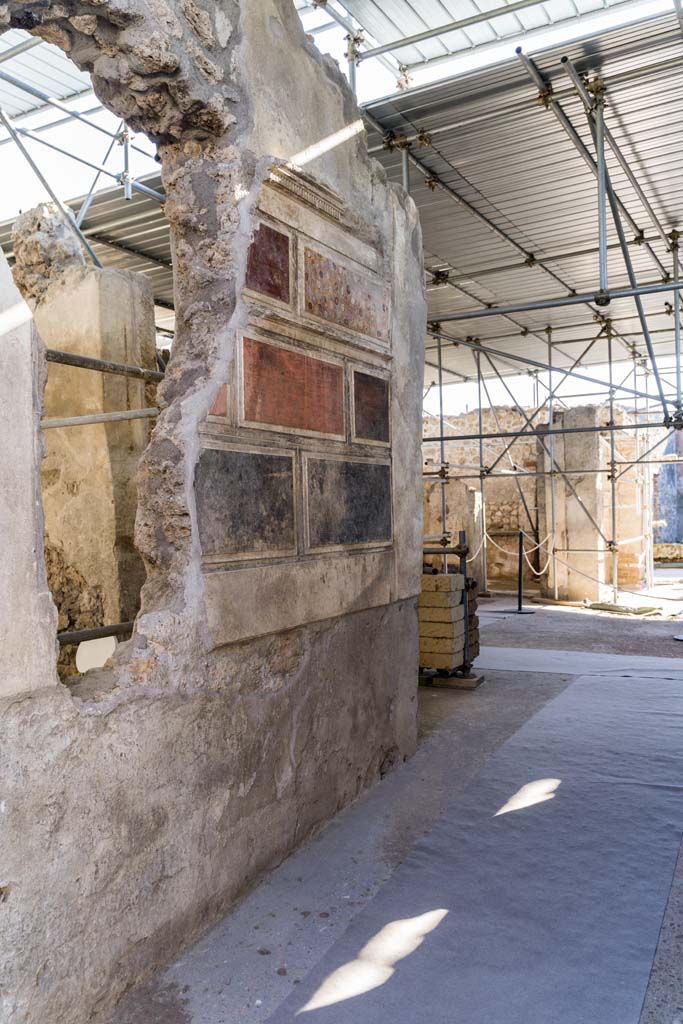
[196,448,295,557]
[307,459,392,548]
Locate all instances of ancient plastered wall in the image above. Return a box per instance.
[35,266,156,639]
[537,405,652,601]
[0,253,58,698]
[199,170,406,643]
[0,3,425,1022]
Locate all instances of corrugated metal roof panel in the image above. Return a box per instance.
[0,173,173,326]
[364,10,683,387]
[0,31,91,117]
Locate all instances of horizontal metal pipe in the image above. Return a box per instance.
[58,621,134,646]
[13,126,164,204]
[358,0,554,61]
[424,420,666,445]
[423,235,662,286]
[438,281,683,322]
[46,348,164,383]
[41,408,159,429]
[0,36,42,63]
[435,457,681,481]
[0,67,149,157]
[429,330,654,401]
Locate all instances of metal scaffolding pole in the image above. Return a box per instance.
[436,280,683,322]
[557,59,671,422]
[606,331,619,603]
[674,236,682,413]
[10,123,165,204]
[0,106,102,268]
[0,67,150,157]
[428,328,655,402]
[41,408,158,429]
[76,122,122,227]
[357,0,564,61]
[475,349,489,592]
[594,88,609,299]
[402,147,410,193]
[436,333,449,573]
[424,419,667,445]
[547,333,559,599]
[516,49,667,280]
[560,56,670,249]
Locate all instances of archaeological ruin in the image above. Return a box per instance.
[2,2,683,1023]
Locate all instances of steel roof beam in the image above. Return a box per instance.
[437,280,683,321]
[356,0,560,62]
[364,107,641,360]
[0,67,150,158]
[560,55,670,249]
[515,49,668,280]
[0,36,42,64]
[428,327,660,402]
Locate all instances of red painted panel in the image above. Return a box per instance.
[210,384,227,417]
[354,371,390,443]
[304,248,390,342]
[243,338,344,436]
[245,223,290,303]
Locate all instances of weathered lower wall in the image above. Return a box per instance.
[2,600,416,1022]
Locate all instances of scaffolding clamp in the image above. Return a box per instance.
[416,128,432,148]
[425,175,439,191]
[397,65,412,91]
[431,269,450,286]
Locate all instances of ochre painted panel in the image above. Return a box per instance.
[304,248,390,342]
[245,223,290,303]
[243,337,344,436]
[353,371,390,443]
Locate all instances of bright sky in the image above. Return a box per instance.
[422,359,681,418]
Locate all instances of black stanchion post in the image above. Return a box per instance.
[516,529,535,616]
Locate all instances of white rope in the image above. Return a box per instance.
[480,532,683,604]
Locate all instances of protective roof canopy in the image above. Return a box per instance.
[363,10,683,388]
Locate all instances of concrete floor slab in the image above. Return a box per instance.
[477,645,683,677]
[267,671,683,1023]
[108,607,683,1024]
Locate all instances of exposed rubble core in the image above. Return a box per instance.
[0,3,425,1023]
[12,202,85,302]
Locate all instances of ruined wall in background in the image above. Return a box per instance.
[12,205,157,675]
[0,3,425,1022]
[537,405,656,601]
[653,431,683,545]
[423,409,539,586]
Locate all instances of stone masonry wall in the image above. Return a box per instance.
[0,4,425,1024]
[424,408,539,586]
[424,404,656,600]
[12,205,157,677]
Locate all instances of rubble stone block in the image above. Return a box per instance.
[421,573,465,592]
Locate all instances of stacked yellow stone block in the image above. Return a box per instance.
[418,573,467,672]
